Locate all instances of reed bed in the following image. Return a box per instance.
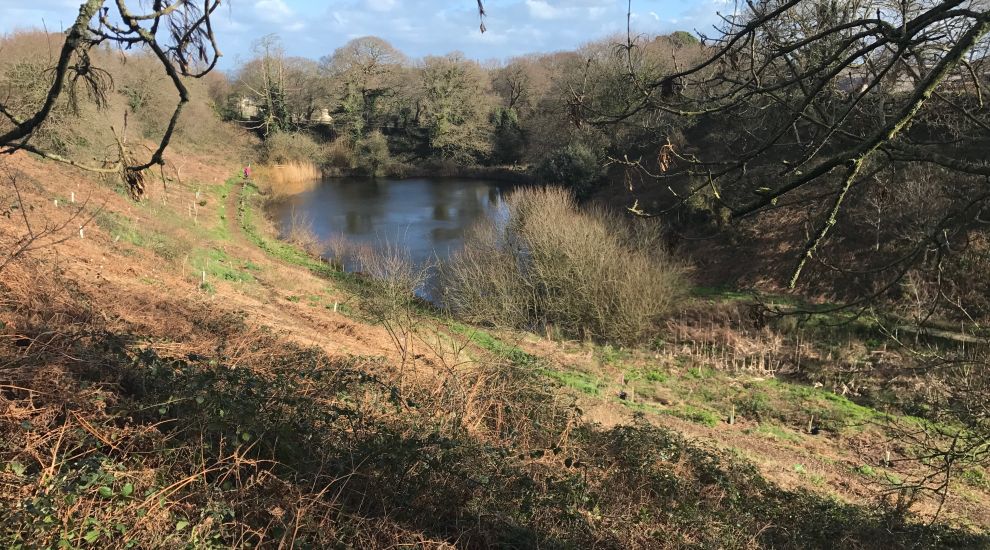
[254,162,321,197]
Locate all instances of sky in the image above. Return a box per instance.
[0,0,730,68]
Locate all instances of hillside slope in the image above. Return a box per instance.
[1,151,988,548]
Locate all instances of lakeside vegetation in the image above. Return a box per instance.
[2,0,990,547]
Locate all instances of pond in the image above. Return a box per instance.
[269,176,511,299]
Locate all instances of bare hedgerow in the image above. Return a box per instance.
[439,220,529,328]
[324,136,354,169]
[284,208,322,256]
[356,241,433,386]
[259,131,325,165]
[323,234,354,269]
[443,186,689,344]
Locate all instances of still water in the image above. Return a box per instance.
[270,177,510,296]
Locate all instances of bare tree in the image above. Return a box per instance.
[592,0,990,296]
[582,0,990,518]
[0,1,222,198]
[419,53,497,162]
[0,1,493,199]
[320,36,407,138]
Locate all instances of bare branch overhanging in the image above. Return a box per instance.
[593,0,990,289]
[0,0,222,198]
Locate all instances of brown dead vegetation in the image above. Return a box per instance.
[0,149,986,547]
[254,162,322,191]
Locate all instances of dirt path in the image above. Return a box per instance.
[220,178,279,297]
[224,179,253,250]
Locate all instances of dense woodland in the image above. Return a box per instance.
[219,31,704,185]
[2,0,990,547]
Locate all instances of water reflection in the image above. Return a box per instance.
[270,177,510,300]
[432,204,450,221]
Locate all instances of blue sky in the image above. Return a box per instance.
[0,0,728,67]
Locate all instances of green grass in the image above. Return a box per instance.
[618,353,896,435]
[446,323,617,398]
[854,462,906,487]
[624,367,668,384]
[190,247,254,286]
[622,399,721,427]
[448,286,890,436]
[670,404,721,427]
[644,369,668,382]
[961,467,990,489]
[596,344,630,366]
[447,323,614,397]
[733,390,773,421]
[749,423,803,443]
[857,464,877,477]
[790,464,825,486]
[691,286,754,301]
[93,211,141,244]
[686,366,715,379]
[94,210,189,261]
[237,181,352,284]
[203,179,234,242]
[544,369,605,396]
[447,322,540,367]
[762,379,883,430]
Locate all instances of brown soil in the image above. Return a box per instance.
[0,150,396,362]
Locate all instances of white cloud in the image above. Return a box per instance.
[524,0,611,21]
[248,0,306,33]
[367,0,397,11]
[0,0,724,69]
[525,0,562,20]
[253,0,294,20]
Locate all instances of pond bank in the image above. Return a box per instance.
[321,164,535,184]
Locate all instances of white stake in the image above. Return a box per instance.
[53,199,58,208]
[78,226,84,238]
[70,192,75,203]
